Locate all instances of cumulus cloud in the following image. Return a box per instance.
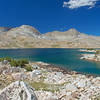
[63,0,98,9]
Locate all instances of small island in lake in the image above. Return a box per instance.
[81,49,100,62]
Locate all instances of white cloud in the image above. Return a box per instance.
[63,0,98,9]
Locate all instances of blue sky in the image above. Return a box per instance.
[0,0,100,35]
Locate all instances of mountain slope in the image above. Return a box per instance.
[43,28,81,41]
[0,25,100,48]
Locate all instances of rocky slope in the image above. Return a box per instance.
[0,25,100,48]
[0,27,11,33]
[43,28,80,41]
[0,60,100,100]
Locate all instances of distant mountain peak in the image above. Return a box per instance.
[18,25,40,35]
[66,28,80,35]
[19,25,37,30]
[6,25,41,37]
[68,28,78,31]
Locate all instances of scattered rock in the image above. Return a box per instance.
[66,84,77,92]
[35,91,58,100]
[2,67,23,75]
[12,73,27,80]
[31,64,40,69]
[76,79,86,88]
[29,70,42,79]
[3,60,8,65]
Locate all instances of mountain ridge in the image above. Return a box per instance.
[0,25,100,48]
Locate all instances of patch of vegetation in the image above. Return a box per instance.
[28,81,60,93]
[40,76,46,82]
[10,59,29,67]
[91,93,100,100]
[95,50,100,55]
[24,76,71,93]
[86,48,94,50]
[61,81,71,86]
[10,59,19,67]
[25,65,32,72]
[67,42,72,45]
[0,57,12,62]
[17,59,29,67]
[92,96,100,100]
[51,44,60,48]
[94,98,100,100]
[0,57,29,67]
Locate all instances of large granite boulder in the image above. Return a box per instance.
[29,70,42,79]
[0,81,37,100]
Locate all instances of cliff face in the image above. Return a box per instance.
[0,25,100,48]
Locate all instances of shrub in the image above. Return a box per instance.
[10,59,29,67]
[25,65,32,71]
[0,57,12,64]
[10,59,19,67]
[87,48,94,50]
[0,57,29,67]
[0,57,12,62]
[17,59,29,67]
[0,57,5,62]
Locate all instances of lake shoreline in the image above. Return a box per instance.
[0,48,100,76]
[34,61,99,77]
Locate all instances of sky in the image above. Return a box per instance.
[0,0,100,35]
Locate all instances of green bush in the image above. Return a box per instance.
[10,59,19,67]
[0,57,29,67]
[10,59,29,67]
[25,65,32,71]
[0,57,12,62]
[0,57,5,62]
[5,57,12,62]
[87,48,94,50]
[17,59,29,67]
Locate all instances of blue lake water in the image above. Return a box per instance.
[0,48,100,76]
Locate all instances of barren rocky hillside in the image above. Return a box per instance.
[0,25,100,48]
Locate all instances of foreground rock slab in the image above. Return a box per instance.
[0,81,37,100]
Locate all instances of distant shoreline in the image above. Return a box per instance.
[0,48,100,49]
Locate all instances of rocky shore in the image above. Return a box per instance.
[0,60,100,100]
[79,49,96,53]
[80,53,100,62]
[80,49,100,62]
